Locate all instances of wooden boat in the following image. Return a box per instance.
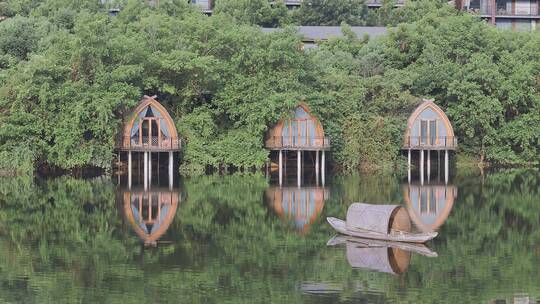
[327,203,437,243]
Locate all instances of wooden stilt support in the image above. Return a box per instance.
[169,151,173,189]
[321,150,325,186]
[427,150,431,182]
[279,150,283,187]
[128,151,132,189]
[148,152,152,187]
[438,150,441,182]
[407,150,411,184]
[420,149,424,185]
[144,152,148,190]
[315,150,320,186]
[297,150,301,188]
[407,149,411,169]
[445,149,449,184]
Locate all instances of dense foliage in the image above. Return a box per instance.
[213,0,441,27]
[0,0,539,175]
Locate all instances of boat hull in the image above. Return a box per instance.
[327,217,437,243]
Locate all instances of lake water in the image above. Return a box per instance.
[1,168,539,303]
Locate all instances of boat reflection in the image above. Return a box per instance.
[119,187,181,246]
[402,181,457,232]
[327,235,437,275]
[265,186,329,234]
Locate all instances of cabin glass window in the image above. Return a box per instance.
[159,119,170,138]
[291,120,298,146]
[299,120,307,146]
[466,0,480,10]
[141,120,150,144]
[295,107,309,119]
[131,129,140,145]
[130,106,150,140]
[420,120,428,145]
[495,0,510,13]
[151,120,158,137]
[144,106,155,118]
[282,123,289,145]
[420,119,437,145]
[308,120,316,143]
[429,120,437,145]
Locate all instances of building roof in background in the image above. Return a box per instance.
[261,26,388,42]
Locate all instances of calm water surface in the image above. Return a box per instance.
[1,169,540,303]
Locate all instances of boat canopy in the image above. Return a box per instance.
[345,203,411,234]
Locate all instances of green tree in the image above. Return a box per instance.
[294,0,369,26]
[0,16,49,60]
[213,0,292,27]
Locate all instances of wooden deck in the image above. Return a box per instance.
[403,136,457,150]
[265,136,331,151]
[115,136,181,152]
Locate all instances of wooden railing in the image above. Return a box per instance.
[265,136,331,150]
[404,136,457,149]
[116,136,181,150]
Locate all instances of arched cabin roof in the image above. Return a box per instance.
[123,95,179,140]
[403,99,456,150]
[265,103,330,151]
[117,95,181,151]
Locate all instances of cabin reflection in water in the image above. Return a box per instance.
[265,186,329,234]
[402,182,457,232]
[120,187,180,246]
